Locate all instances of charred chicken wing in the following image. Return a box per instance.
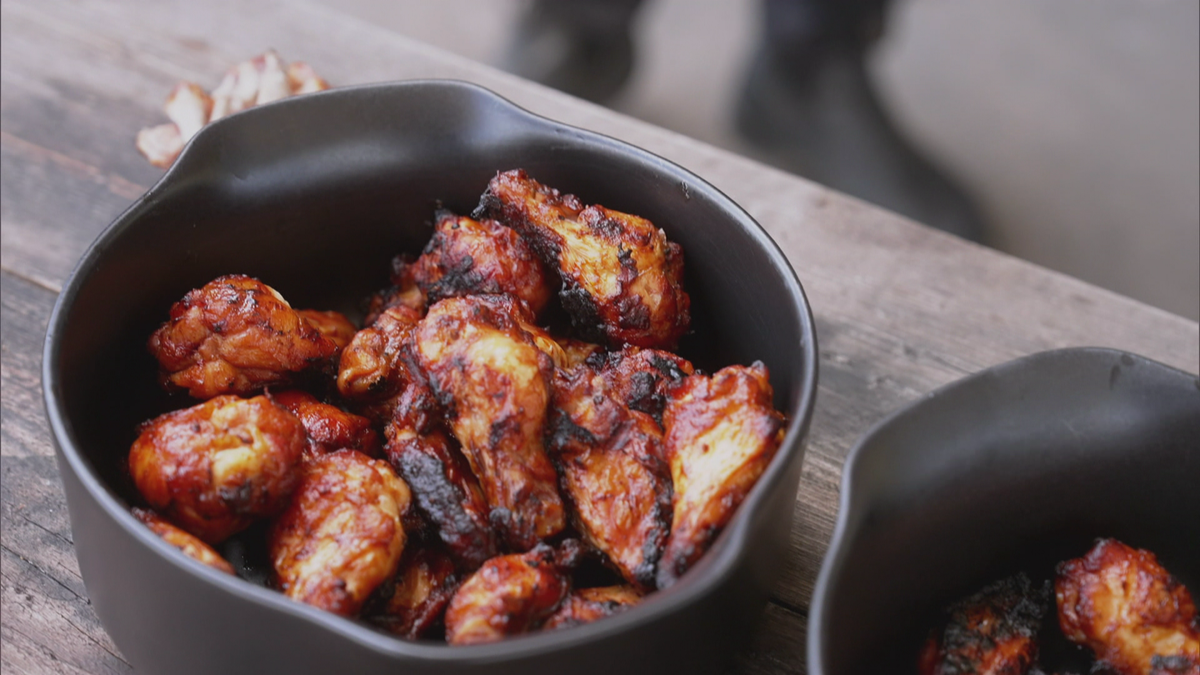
[919,573,1049,675]
[548,366,672,591]
[148,275,342,398]
[1057,539,1199,675]
[415,296,566,551]
[269,389,381,460]
[131,508,235,574]
[367,545,460,640]
[269,449,412,617]
[475,169,690,349]
[129,394,306,543]
[409,211,553,316]
[657,363,785,587]
[590,346,695,425]
[364,255,427,326]
[444,544,572,645]
[336,305,440,428]
[544,585,642,630]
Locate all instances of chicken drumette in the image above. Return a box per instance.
[269,389,381,460]
[131,508,235,575]
[476,169,690,349]
[443,543,573,645]
[1057,539,1199,675]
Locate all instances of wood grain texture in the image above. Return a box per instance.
[1,0,1197,673]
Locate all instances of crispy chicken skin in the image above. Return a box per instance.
[148,275,341,399]
[657,363,785,587]
[295,309,358,350]
[367,546,460,640]
[475,169,690,349]
[410,211,553,316]
[589,346,695,426]
[548,366,672,591]
[415,296,566,551]
[129,394,306,543]
[269,449,411,617]
[269,390,381,460]
[131,508,235,575]
[920,574,1048,675]
[1057,539,1200,675]
[444,544,571,645]
[544,585,642,630]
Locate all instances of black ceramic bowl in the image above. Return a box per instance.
[808,347,1200,674]
[42,81,817,675]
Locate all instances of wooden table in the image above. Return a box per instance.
[2,1,1197,673]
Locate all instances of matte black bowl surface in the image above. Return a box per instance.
[42,81,818,675]
[808,347,1200,675]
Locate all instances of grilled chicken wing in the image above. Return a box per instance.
[415,295,566,551]
[367,546,460,640]
[476,169,690,349]
[1057,539,1199,675]
[544,585,642,630]
[295,309,358,349]
[148,275,341,399]
[548,366,672,591]
[337,305,440,428]
[919,573,1049,675]
[129,394,306,543]
[131,508,235,574]
[444,544,572,645]
[590,346,695,426]
[365,255,427,326]
[269,390,381,460]
[269,449,411,617]
[657,363,785,587]
[410,211,553,316]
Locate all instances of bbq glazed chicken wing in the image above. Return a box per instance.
[475,169,690,349]
[657,363,785,588]
[918,573,1049,675]
[548,366,672,591]
[367,546,460,640]
[269,449,411,617]
[1057,539,1200,675]
[543,585,642,630]
[444,544,572,645]
[129,394,306,543]
[590,346,695,426]
[337,305,440,428]
[269,390,381,460]
[131,508,235,574]
[409,211,553,316]
[414,295,566,551]
[295,309,358,349]
[148,275,342,399]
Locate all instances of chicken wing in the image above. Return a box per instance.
[295,309,358,350]
[269,389,381,460]
[415,295,566,551]
[543,585,642,630]
[129,394,306,543]
[590,346,695,426]
[337,305,439,429]
[443,544,571,645]
[657,363,785,587]
[919,573,1049,675]
[269,449,411,617]
[409,211,553,316]
[364,255,427,326]
[1057,539,1199,675]
[131,508,235,575]
[148,275,342,399]
[367,545,460,640]
[548,366,672,591]
[475,169,690,349]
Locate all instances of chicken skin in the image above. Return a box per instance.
[337,305,440,429]
[1056,539,1199,675]
[367,545,460,640]
[131,508,235,575]
[543,585,642,630]
[657,363,785,588]
[589,346,695,426]
[269,449,411,617]
[415,296,566,551]
[148,275,342,398]
[269,390,381,460]
[919,573,1049,675]
[409,211,552,316]
[295,309,358,350]
[129,394,306,543]
[444,544,572,645]
[548,366,672,591]
[475,169,690,349]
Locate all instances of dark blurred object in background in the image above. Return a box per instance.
[504,0,985,241]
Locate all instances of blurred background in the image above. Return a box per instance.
[314,0,1199,320]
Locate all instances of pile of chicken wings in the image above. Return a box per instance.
[127,169,787,644]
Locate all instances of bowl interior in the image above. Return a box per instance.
[813,348,1200,674]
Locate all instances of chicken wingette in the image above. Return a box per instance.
[443,544,572,645]
[269,389,381,460]
[367,545,460,640]
[543,585,642,630]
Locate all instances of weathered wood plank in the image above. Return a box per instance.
[1,271,57,459]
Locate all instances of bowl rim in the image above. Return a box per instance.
[41,79,820,661]
[805,345,1199,674]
